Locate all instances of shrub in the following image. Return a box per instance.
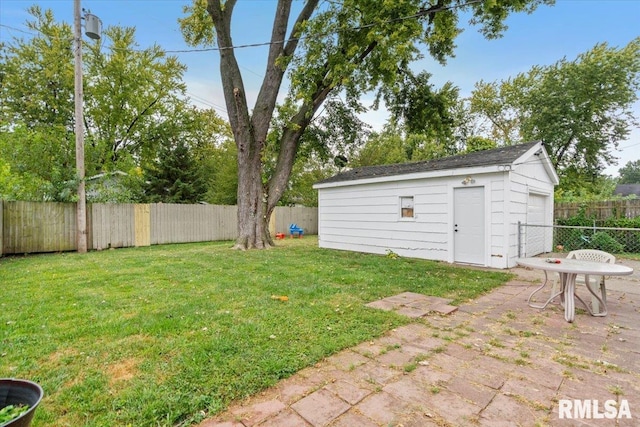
[590,232,625,253]
[556,228,593,251]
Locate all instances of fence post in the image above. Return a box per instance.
[269,208,277,236]
[134,204,151,247]
[517,221,521,258]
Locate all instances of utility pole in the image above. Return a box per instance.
[74,0,87,253]
[73,1,100,253]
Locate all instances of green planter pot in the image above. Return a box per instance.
[0,379,44,427]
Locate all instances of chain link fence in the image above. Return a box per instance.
[518,222,640,258]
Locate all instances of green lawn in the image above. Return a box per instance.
[1,237,511,426]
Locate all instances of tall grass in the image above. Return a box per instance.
[0,238,511,426]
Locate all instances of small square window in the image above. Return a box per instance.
[400,196,414,218]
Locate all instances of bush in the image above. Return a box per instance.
[590,232,625,253]
[556,228,590,251]
[554,209,640,254]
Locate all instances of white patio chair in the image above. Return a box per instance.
[564,249,616,316]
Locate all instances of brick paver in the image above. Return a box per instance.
[255,409,310,427]
[230,400,286,427]
[198,263,640,427]
[327,410,379,427]
[290,388,350,426]
[354,391,405,425]
[323,379,372,405]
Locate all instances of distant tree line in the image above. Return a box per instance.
[1,6,639,207]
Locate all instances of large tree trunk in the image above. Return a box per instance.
[208,0,318,250]
[207,0,375,250]
[208,0,373,249]
[201,0,550,249]
[234,133,272,250]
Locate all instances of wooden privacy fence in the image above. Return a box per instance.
[0,200,318,256]
[554,200,640,220]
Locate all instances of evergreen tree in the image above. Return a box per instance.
[143,139,207,203]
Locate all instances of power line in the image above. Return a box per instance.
[186,91,228,114]
[618,141,640,150]
[164,0,484,53]
[2,0,483,56]
[0,24,34,35]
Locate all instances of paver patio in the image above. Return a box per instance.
[200,259,640,427]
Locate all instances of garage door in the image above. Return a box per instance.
[526,193,549,256]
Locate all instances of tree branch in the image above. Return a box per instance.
[252,0,320,141]
[111,97,160,162]
[266,34,378,210]
[282,0,319,57]
[554,131,576,170]
[207,0,250,143]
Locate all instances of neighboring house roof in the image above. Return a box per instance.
[86,170,129,182]
[86,171,129,201]
[614,184,640,197]
[315,141,555,187]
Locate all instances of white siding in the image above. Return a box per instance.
[318,179,450,261]
[316,144,557,269]
[506,156,555,267]
[489,177,507,268]
[319,173,508,267]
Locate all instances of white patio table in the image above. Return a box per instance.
[517,257,634,323]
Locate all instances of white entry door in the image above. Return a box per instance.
[454,187,485,265]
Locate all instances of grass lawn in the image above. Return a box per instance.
[1,237,512,426]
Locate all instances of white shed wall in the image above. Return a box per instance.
[489,175,509,268]
[506,157,556,267]
[318,171,515,268]
[318,179,449,260]
[316,143,557,269]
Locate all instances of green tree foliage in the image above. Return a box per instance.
[184,110,237,205]
[143,139,207,203]
[83,26,188,170]
[618,159,640,184]
[281,156,331,207]
[276,98,371,206]
[469,80,521,144]
[203,138,238,205]
[353,129,454,167]
[0,124,77,201]
[554,173,617,202]
[180,0,551,248]
[0,7,77,201]
[141,106,233,203]
[352,130,408,167]
[0,7,74,129]
[1,6,226,202]
[309,99,371,167]
[470,38,640,195]
[464,136,497,153]
[378,70,460,155]
[356,72,496,167]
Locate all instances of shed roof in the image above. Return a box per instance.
[614,184,640,197]
[316,141,543,185]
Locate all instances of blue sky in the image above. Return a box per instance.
[1,0,639,176]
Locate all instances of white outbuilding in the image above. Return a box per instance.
[313,141,559,269]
